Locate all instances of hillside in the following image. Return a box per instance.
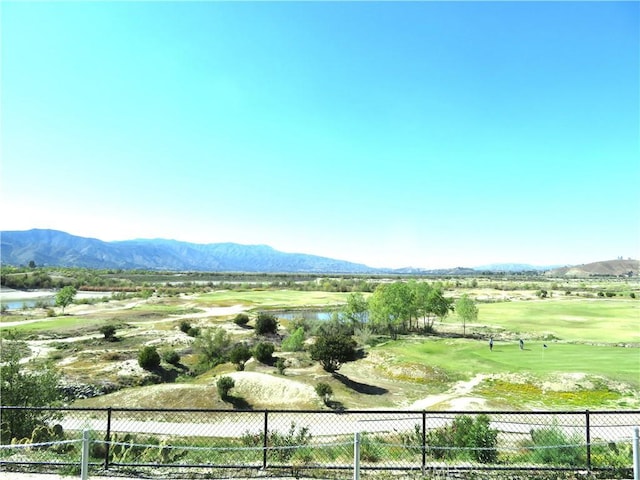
[0,229,375,273]
[544,259,639,277]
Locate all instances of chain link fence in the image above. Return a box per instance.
[1,407,638,478]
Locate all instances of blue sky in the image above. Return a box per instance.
[1,1,638,269]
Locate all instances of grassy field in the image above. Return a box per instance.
[471,297,640,343]
[193,289,352,309]
[2,286,638,410]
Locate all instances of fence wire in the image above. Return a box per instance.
[0,407,637,478]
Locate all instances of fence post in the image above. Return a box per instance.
[353,431,361,480]
[80,429,90,480]
[104,407,112,470]
[421,411,426,475]
[633,426,639,480]
[585,410,591,472]
[262,410,268,470]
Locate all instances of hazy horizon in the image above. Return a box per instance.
[2,2,638,269]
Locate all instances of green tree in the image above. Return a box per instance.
[255,312,279,335]
[138,346,161,371]
[194,327,232,367]
[343,292,369,327]
[55,286,77,314]
[368,282,414,338]
[454,294,478,337]
[0,352,62,441]
[315,382,333,405]
[161,348,181,366]
[253,342,275,364]
[99,324,117,341]
[216,376,235,400]
[309,333,357,372]
[229,344,252,371]
[281,327,305,352]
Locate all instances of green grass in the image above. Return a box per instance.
[377,337,640,388]
[472,297,639,343]
[0,315,101,334]
[194,290,351,308]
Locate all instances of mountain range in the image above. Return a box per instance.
[1,229,637,276]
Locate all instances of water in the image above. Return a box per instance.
[1,297,55,310]
[271,310,336,322]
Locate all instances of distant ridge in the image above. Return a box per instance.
[0,229,375,273]
[544,259,639,277]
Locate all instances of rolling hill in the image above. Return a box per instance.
[0,229,375,273]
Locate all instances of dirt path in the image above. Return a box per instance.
[408,374,489,410]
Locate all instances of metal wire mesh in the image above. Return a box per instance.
[0,407,637,478]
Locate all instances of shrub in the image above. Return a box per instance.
[309,333,357,372]
[179,320,191,334]
[253,342,275,364]
[162,349,181,366]
[242,422,311,462]
[216,376,235,400]
[275,357,286,375]
[99,324,117,341]
[631,292,636,299]
[138,346,161,371]
[524,422,584,466]
[281,327,305,352]
[426,414,498,463]
[315,382,333,405]
[255,312,278,335]
[233,313,250,327]
[194,327,231,367]
[229,344,252,371]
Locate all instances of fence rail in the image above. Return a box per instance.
[1,407,638,478]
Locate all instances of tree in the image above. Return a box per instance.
[194,327,232,367]
[138,346,161,371]
[162,348,181,366]
[315,382,333,405]
[343,293,369,327]
[55,286,77,314]
[281,327,305,352]
[229,344,252,371]
[368,282,415,338]
[0,350,62,440]
[255,312,279,335]
[99,324,117,341]
[216,376,235,400]
[454,294,478,337]
[309,333,357,373]
[253,342,275,364]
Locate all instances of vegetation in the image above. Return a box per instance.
[98,324,117,341]
[194,327,232,367]
[216,376,235,400]
[229,344,252,371]
[426,414,498,463]
[315,382,333,405]
[255,312,278,335]
[55,286,77,313]
[309,333,357,372]
[138,346,161,371]
[454,294,478,337]
[253,342,275,364]
[281,326,305,352]
[0,351,62,441]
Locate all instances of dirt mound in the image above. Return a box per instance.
[224,371,320,409]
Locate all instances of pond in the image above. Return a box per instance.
[270,310,337,322]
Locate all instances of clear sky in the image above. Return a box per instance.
[1,1,638,269]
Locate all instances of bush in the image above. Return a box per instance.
[138,346,161,371]
[426,414,498,463]
[233,313,250,327]
[523,422,584,466]
[216,376,235,400]
[194,327,231,367]
[229,344,252,371]
[315,382,333,405]
[161,349,181,366]
[253,342,275,364]
[255,312,279,335]
[275,357,286,375]
[99,324,117,341]
[309,333,357,372]
[241,422,311,462]
[179,320,192,333]
[281,327,305,352]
